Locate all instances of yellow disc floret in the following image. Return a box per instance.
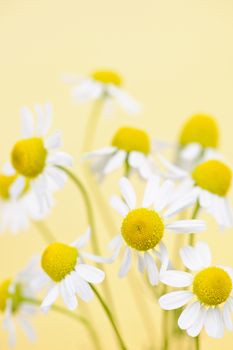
[192,159,232,196]
[41,242,78,282]
[121,208,164,251]
[112,127,150,155]
[91,70,122,86]
[193,267,232,306]
[179,114,219,148]
[0,174,17,200]
[0,279,11,312]
[11,137,47,178]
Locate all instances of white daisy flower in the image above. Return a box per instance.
[63,70,141,116]
[40,228,105,311]
[8,103,73,212]
[176,113,219,171]
[84,126,158,180]
[0,258,42,347]
[159,241,233,339]
[109,176,206,285]
[159,151,233,229]
[0,170,51,234]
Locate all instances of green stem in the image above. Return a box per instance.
[82,98,104,153]
[91,286,128,350]
[57,166,99,255]
[162,286,169,350]
[20,296,102,350]
[188,202,200,246]
[33,221,57,243]
[195,335,200,350]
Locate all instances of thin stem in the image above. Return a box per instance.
[162,286,169,350]
[20,296,101,350]
[91,285,128,350]
[33,221,57,243]
[82,98,104,153]
[195,335,200,350]
[57,166,99,255]
[188,202,200,246]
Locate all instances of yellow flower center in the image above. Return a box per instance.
[91,70,122,86]
[193,267,232,306]
[0,279,11,312]
[11,137,47,178]
[121,208,164,251]
[179,114,219,148]
[41,242,78,282]
[112,127,150,155]
[0,174,17,199]
[192,160,232,196]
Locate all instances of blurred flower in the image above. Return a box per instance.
[160,151,233,229]
[176,114,219,170]
[63,69,141,116]
[40,228,105,311]
[84,126,161,180]
[7,103,73,212]
[109,177,206,285]
[0,170,51,234]
[159,241,233,339]
[0,258,42,346]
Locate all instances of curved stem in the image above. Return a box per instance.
[188,202,200,246]
[195,335,200,350]
[82,98,104,153]
[33,221,57,243]
[57,166,99,255]
[20,296,101,350]
[91,285,128,350]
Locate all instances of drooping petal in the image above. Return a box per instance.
[76,264,105,284]
[118,247,132,278]
[103,150,126,174]
[144,252,159,286]
[204,307,224,338]
[41,285,59,310]
[178,302,201,330]
[187,306,206,337]
[119,177,136,209]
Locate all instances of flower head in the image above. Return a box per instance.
[84,126,156,180]
[159,242,233,338]
[109,177,206,285]
[63,70,141,116]
[0,258,42,346]
[40,229,105,310]
[8,103,73,212]
[177,113,219,170]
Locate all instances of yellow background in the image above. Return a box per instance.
[0,0,233,349]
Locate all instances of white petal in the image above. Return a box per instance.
[41,285,59,309]
[103,150,126,174]
[48,152,73,167]
[223,299,233,331]
[20,107,34,137]
[142,176,160,208]
[160,270,193,287]
[81,252,114,264]
[157,242,169,274]
[118,247,132,278]
[2,162,16,175]
[187,306,206,337]
[72,228,91,249]
[71,272,93,302]
[137,253,145,273]
[180,246,204,271]
[119,177,136,209]
[108,85,140,114]
[108,234,123,251]
[195,241,212,267]
[76,264,105,284]
[163,188,199,218]
[45,132,62,149]
[159,291,193,310]
[158,154,188,179]
[110,195,129,217]
[154,180,175,212]
[205,308,224,338]
[178,301,201,330]
[84,147,116,159]
[19,318,36,342]
[166,220,206,233]
[9,176,26,199]
[180,143,202,161]
[144,252,159,285]
[60,279,77,310]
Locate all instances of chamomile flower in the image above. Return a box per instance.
[0,258,42,346]
[109,177,206,285]
[84,126,158,180]
[176,113,219,170]
[0,170,50,234]
[160,153,233,229]
[159,241,233,338]
[7,103,73,212]
[40,229,105,311]
[63,69,141,116]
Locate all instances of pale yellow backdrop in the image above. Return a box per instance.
[0,0,233,349]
